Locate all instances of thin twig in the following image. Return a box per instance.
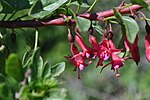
[15,69,31,99]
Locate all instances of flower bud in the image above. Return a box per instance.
[67,29,74,43]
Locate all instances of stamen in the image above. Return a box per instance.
[92,55,97,59]
[114,65,120,77]
[79,64,84,71]
[104,53,109,60]
[86,52,90,58]
[78,68,81,79]
[88,61,92,64]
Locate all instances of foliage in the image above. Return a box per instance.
[0,0,150,99]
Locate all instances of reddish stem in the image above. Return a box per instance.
[0,1,150,28]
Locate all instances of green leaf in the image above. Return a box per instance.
[77,17,91,33]
[1,0,30,13]
[66,8,76,18]
[22,48,40,68]
[28,0,48,18]
[51,62,65,77]
[0,2,3,12]
[92,24,104,35]
[37,56,44,79]
[123,16,139,43]
[0,0,14,13]
[22,50,34,68]
[113,8,124,24]
[42,62,51,79]
[77,0,83,5]
[71,1,90,8]
[43,0,67,11]
[29,0,68,18]
[0,83,13,100]
[113,8,127,37]
[113,8,139,43]
[28,0,36,5]
[5,53,23,81]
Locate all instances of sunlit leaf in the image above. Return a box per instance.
[22,48,40,68]
[51,62,65,77]
[43,0,67,11]
[37,56,44,79]
[29,0,67,18]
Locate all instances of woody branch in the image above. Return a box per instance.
[0,1,150,28]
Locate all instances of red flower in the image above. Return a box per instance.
[124,35,140,65]
[111,49,124,77]
[100,40,125,77]
[89,35,110,67]
[65,43,88,79]
[75,33,92,59]
[145,33,150,62]
[145,21,150,62]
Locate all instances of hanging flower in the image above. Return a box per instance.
[89,35,110,67]
[124,35,140,65]
[110,49,125,77]
[100,39,126,77]
[75,33,92,59]
[145,21,150,62]
[65,43,88,79]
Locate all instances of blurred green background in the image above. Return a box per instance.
[2,0,150,100]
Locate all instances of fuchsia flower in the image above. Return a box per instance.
[75,33,93,59]
[145,33,150,62]
[145,21,150,62]
[124,35,140,65]
[89,35,110,66]
[89,34,126,77]
[66,28,131,78]
[100,39,125,77]
[110,49,125,77]
[65,43,88,79]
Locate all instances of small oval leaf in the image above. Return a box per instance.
[77,17,91,33]
[51,62,65,77]
[123,16,139,43]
